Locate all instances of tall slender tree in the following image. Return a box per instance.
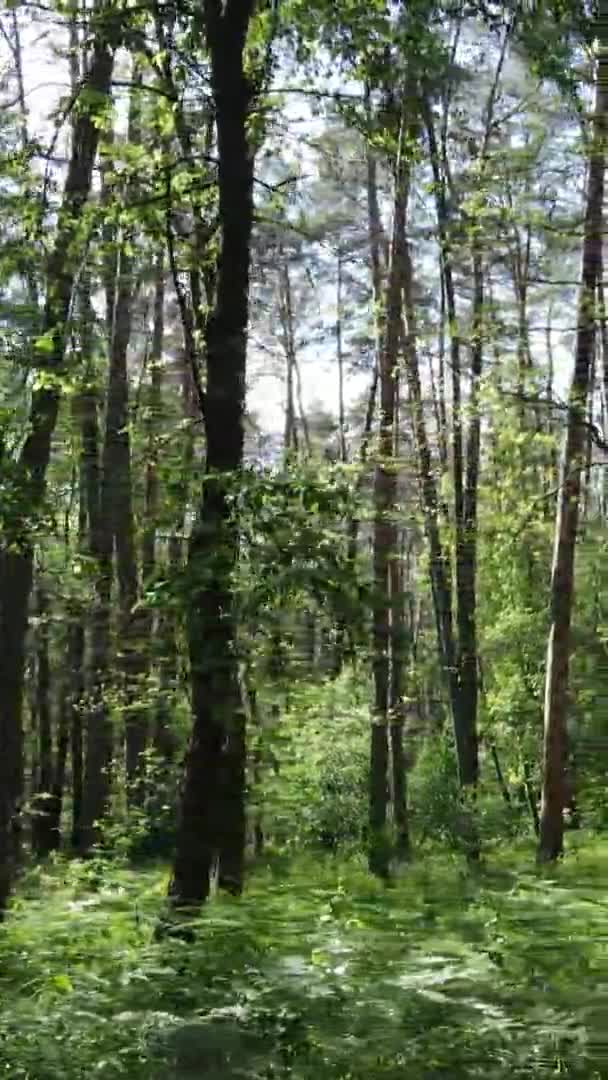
[539,39,608,861]
[0,36,115,910]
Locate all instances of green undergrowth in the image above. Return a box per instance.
[0,837,606,1079]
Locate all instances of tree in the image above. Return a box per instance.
[369,104,411,877]
[0,33,115,911]
[169,0,275,908]
[538,41,608,861]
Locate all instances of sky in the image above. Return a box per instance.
[3,21,371,438]
[1,7,586,443]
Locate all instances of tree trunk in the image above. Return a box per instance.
[389,405,411,860]
[523,757,540,837]
[154,536,183,763]
[68,612,86,852]
[336,250,348,463]
[538,50,607,862]
[31,583,54,856]
[110,82,148,801]
[154,359,195,763]
[340,125,383,665]
[169,0,256,909]
[80,326,112,854]
[46,593,83,854]
[142,255,165,587]
[455,235,482,789]
[294,353,311,456]
[278,250,299,458]
[0,40,113,908]
[490,744,511,807]
[135,252,166,795]
[369,116,409,879]
[401,229,462,774]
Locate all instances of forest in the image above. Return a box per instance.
[0,0,606,1075]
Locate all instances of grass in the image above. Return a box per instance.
[0,835,606,1078]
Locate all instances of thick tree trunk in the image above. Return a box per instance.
[169,0,256,909]
[538,53,608,862]
[0,41,113,908]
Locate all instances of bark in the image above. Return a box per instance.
[46,580,84,854]
[154,534,183,763]
[523,758,540,837]
[599,281,608,437]
[336,251,348,463]
[135,253,166,797]
[390,720,409,858]
[422,94,464,543]
[110,82,147,800]
[293,353,311,455]
[142,255,165,588]
[582,352,596,521]
[169,0,256,909]
[457,30,508,790]
[68,611,86,852]
[455,235,482,788]
[240,670,264,856]
[389,511,410,860]
[68,297,94,851]
[79,311,112,853]
[278,250,298,457]
[507,198,533,414]
[369,116,409,879]
[401,226,463,775]
[154,361,194,763]
[545,304,560,506]
[31,583,54,856]
[341,129,383,661]
[389,371,411,859]
[422,97,475,779]
[435,270,448,471]
[0,40,113,909]
[538,52,608,862]
[490,744,511,807]
[422,23,509,794]
[598,283,608,515]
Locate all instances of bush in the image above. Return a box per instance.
[409,736,462,848]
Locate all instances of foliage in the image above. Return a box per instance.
[1,840,607,1078]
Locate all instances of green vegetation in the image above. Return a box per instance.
[2,838,606,1079]
[0,1,606,1076]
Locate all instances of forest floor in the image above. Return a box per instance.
[0,835,606,1079]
